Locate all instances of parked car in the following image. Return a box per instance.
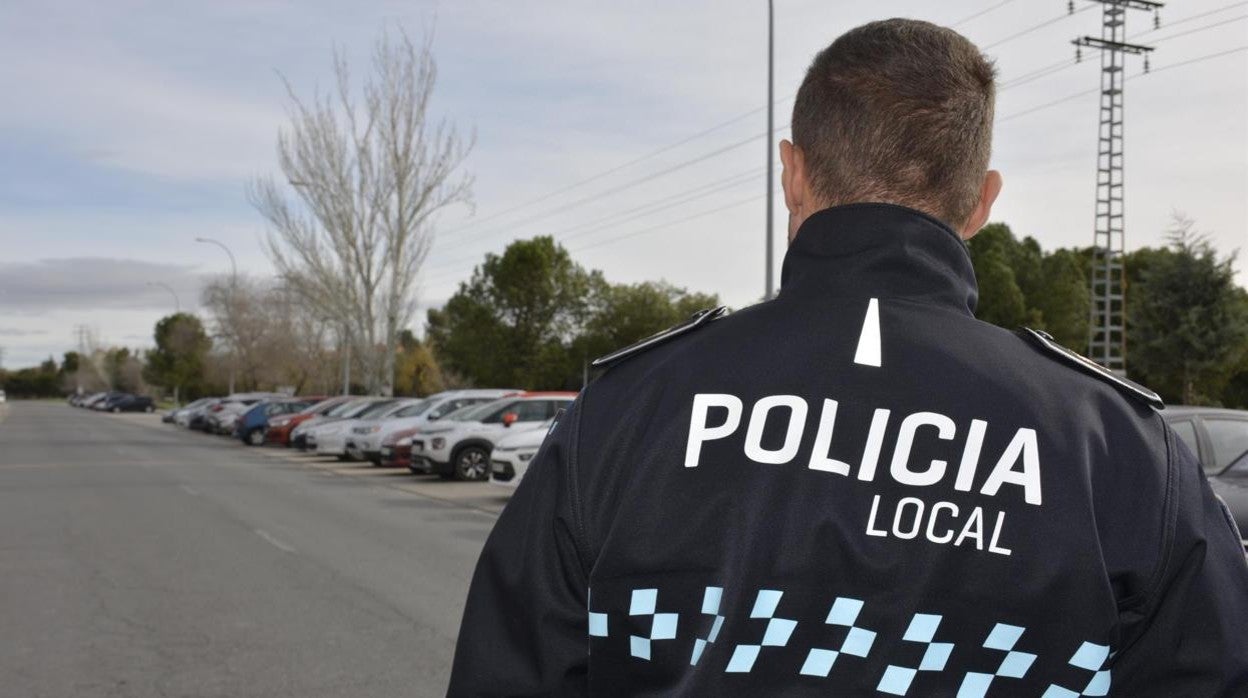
[204,393,282,434]
[166,398,214,426]
[489,419,555,489]
[183,398,223,430]
[379,426,423,469]
[1211,449,1248,552]
[236,398,317,446]
[1163,406,1248,551]
[314,398,418,460]
[100,393,155,413]
[293,398,382,451]
[412,392,576,481]
[86,392,124,410]
[348,389,518,465]
[266,396,353,446]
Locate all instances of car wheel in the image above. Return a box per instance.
[247,429,264,446]
[453,446,490,482]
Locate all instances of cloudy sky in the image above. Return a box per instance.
[1,0,1244,368]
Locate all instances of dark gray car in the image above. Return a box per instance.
[1163,406,1248,550]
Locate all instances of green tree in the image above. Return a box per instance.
[427,237,599,389]
[144,313,211,402]
[1032,249,1089,349]
[575,281,720,363]
[0,357,61,398]
[1128,217,1248,404]
[968,223,1090,348]
[968,224,1034,328]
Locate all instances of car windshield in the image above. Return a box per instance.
[357,400,400,419]
[448,400,508,422]
[328,400,371,417]
[303,399,339,415]
[393,400,429,418]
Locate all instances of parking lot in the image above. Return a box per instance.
[0,401,504,697]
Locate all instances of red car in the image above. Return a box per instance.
[379,426,422,469]
[265,396,342,446]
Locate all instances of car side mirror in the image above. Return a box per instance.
[502,412,518,427]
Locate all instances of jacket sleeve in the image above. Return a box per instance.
[447,403,591,697]
[1111,423,1248,696]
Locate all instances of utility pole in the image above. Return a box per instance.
[764,0,776,301]
[1073,0,1161,375]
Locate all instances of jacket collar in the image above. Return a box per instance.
[779,203,978,316]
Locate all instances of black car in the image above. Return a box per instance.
[100,393,156,413]
[1163,406,1248,550]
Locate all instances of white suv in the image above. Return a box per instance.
[347,389,517,465]
[489,420,555,490]
[413,393,576,481]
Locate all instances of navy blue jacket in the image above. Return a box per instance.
[450,204,1248,696]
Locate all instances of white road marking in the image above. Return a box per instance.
[179,484,201,497]
[254,529,297,554]
[853,297,882,367]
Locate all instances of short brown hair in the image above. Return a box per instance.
[791,19,996,227]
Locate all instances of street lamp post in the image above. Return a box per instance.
[765,0,776,301]
[147,282,181,314]
[195,237,238,394]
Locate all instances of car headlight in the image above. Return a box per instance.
[396,437,412,447]
[431,437,445,450]
[518,451,537,462]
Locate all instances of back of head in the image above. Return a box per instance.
[792,18,996,228]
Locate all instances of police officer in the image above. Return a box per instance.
[449,18,1248,696]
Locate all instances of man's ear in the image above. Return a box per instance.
[780,140,810,241]
[959,169,1003,240]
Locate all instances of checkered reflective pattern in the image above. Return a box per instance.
[725,589,797,673]
[957,623,1037,697]
[800,597,876,677]
[1041,642,1112,697]
[628,588,679,660]
[588,586,1112,691]
[877,613,955,695]
[690,586,725,666]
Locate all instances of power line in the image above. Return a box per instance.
[999,4,1247,90]
[422,9,1245,287]
[570,191,775,255]
[1128,0,1248,38]
[434,125,787,255]
[999,43,1248,122]
[437,99,788,238]
[952,0,1023,28]
[1149,14,1247,44]
[982,3,1096,50]
[1144,43,1248,73]
[438,2,1101,243]
[423,168,765,281]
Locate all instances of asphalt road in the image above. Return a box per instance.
[0,401,502,697]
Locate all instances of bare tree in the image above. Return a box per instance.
[202,276,341,394]
[250,26,472,395]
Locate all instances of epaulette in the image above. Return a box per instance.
[591,306,730,370]
[1021,328,1164,410]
